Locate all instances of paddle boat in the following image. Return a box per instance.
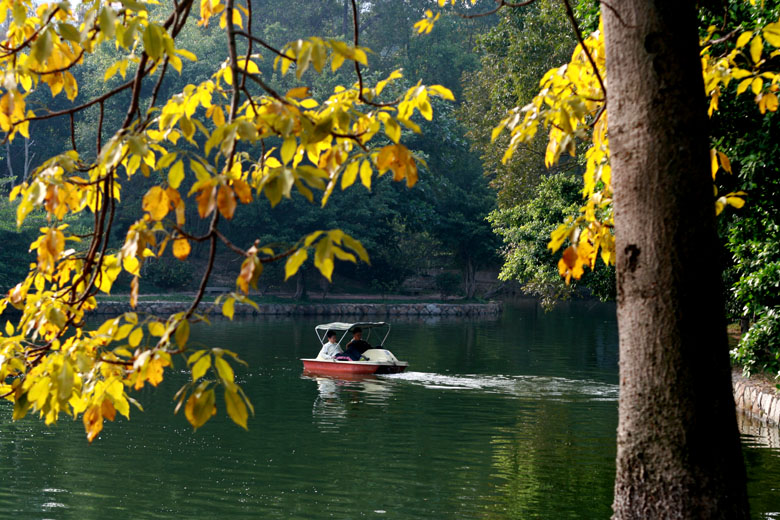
[301,321,408,375]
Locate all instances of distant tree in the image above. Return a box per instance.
[489,173,613,309]
[0,0,454,440]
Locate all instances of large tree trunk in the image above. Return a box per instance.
[604,3,749,518]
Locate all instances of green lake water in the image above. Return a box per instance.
[1,300,778,519]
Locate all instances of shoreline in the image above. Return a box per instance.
[733,368,780,427]
[91,299,503,317]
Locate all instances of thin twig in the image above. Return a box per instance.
[236,30,294,62]
[97,101,104,154]
[69,113,77,152]
[350,0,397,108]
[562,0,607,100]
[458,0,537,19]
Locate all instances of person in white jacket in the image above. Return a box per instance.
[317,330,343,359]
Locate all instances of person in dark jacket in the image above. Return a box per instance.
[340,327,372,360]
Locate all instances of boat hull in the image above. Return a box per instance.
[301,359,408,375]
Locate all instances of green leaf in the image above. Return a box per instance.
[31,28,53,64]
[58,22,81,43]
[98,7,117,39]
[143,24,164,61]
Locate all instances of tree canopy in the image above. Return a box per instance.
[0,0,471,440]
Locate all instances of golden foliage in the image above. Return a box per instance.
[0,0,453,439]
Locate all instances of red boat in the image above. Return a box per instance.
[301,322,408,376]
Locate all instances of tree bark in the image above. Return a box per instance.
[464,257,477,299]
[294,270,307,300]
[604,2,749,518]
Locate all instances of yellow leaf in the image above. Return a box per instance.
[217,185,237,219]
[196,186,217,218]
[764,92,779,112]
[142,186,170,221]
[173,238,191,260]
[224,388,248,429]
[750,35,763,63]
[717,152,732,174]
[286,87,309,99]
[174,321,190,349]
[222,297,235,320]
[184,388,216,430]
[129,327,143,347]
[123,255,140,276]
[763,22,780,47]
[384,117,401,143]
[281,137,296,165]
[284,249,308,280]
[176,48,198,61]
[341,161,359,189]
[428,84,455,101]
[359,160,372,190]
[211,105,225,127]
[232,8,243,28]
[191,354,211,380]
[148,321,166,337]
[737,77,753,95]
[726,194,746,209]
[710,149,718,179]
[736,31,753,49]
[752,77,763,94]
[418,98,433,121]
[214,356,235,388]
[83,404,103,443]
[232,179,252,203]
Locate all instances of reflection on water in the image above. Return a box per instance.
[740,413,780,450]
[739,414,780,518]
[0,301,778,519]
[306,374,396,432]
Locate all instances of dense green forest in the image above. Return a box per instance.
[1,0,778,375]
[0,0,501,299]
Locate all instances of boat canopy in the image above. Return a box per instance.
[315,322,388,332]
[315,322,391,346]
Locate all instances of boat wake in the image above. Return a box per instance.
[383,372,618,401]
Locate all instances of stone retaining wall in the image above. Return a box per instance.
[733,370,780,426]
[93,300,502,317]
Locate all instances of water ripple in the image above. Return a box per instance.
[385,372,619,401]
